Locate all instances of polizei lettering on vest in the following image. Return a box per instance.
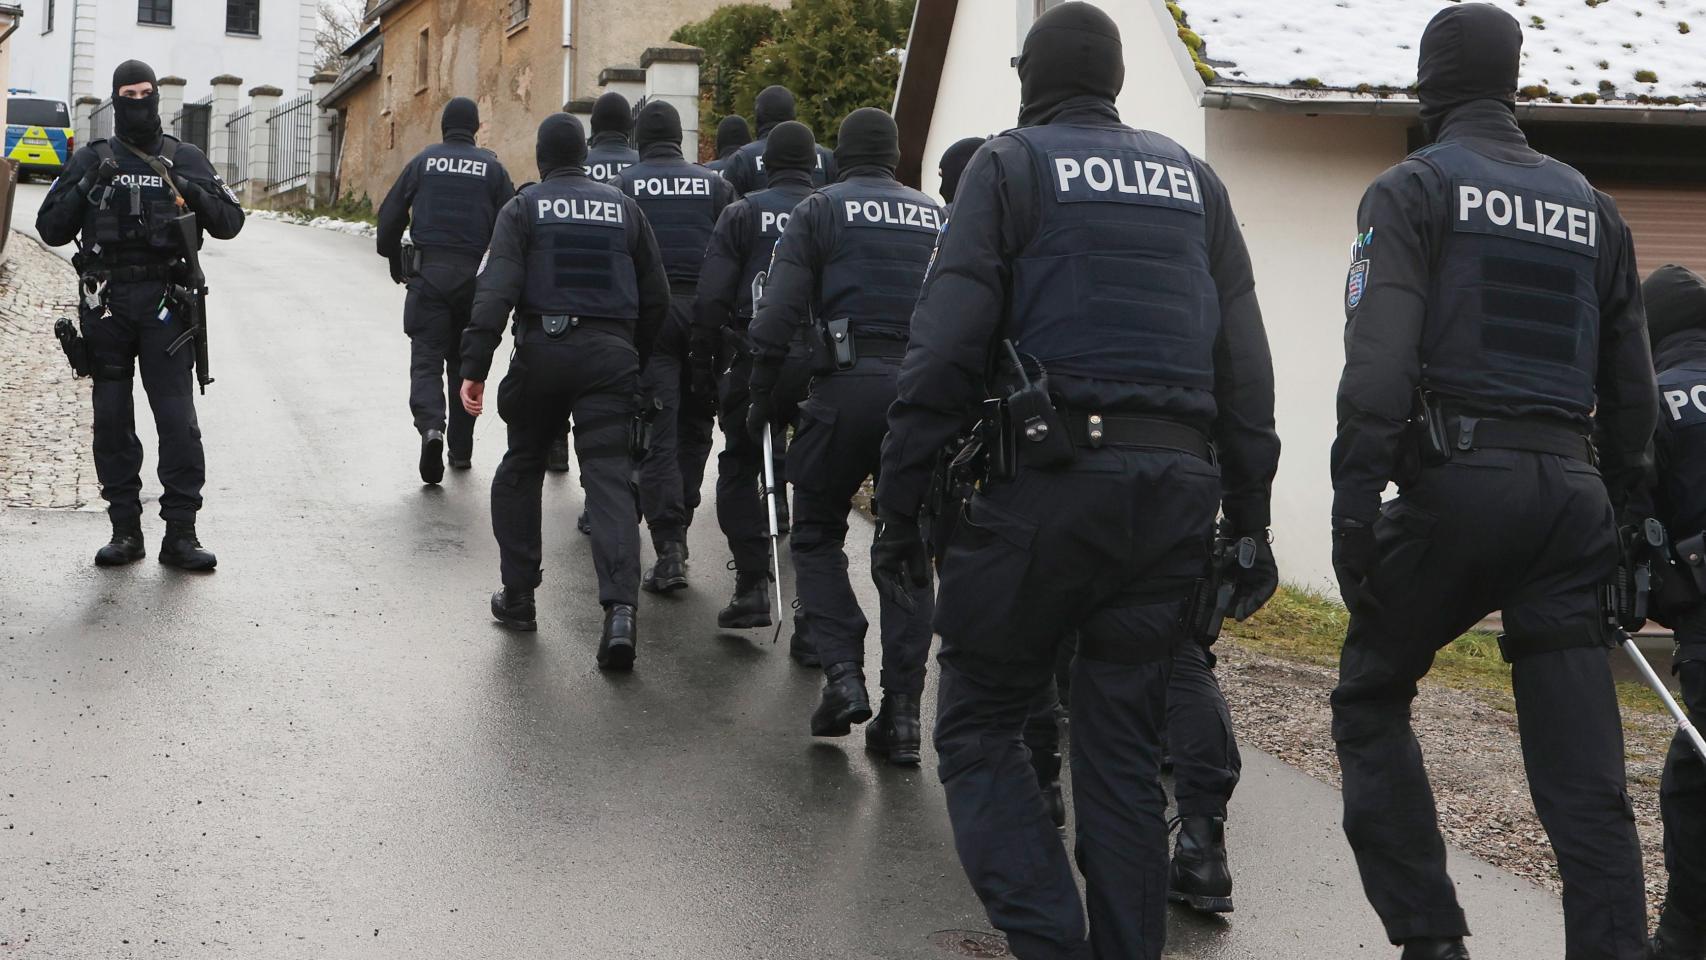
[759,211,792,234]
[632,177,712,198]
[1049,151,1203,211]
[841,199,942,231]
[111,173,165,189]
[425,156,489,177]
[1456,184,1597,251]
[588,161,631,181]
[536,197,625,225]
[754,154,824,172]
[1664,383,1706,422]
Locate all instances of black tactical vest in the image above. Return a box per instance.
[817,178,943,339]
[586,138,639,183]
[736,183,811,319]
[517,177,639,320]
[1413,141,1601,416]
[408,141,503,253]
[1660,359,1706,535]
[616,158,720,286]
[730,138,834,193]
[1007,124,1219,390]
[83,137,185,262]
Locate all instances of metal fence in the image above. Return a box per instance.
[89,99,113,141]
[266,93,312,191]
[174,97,212,154]
[226,105,252,186]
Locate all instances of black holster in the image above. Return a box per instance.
[54,317,91,377]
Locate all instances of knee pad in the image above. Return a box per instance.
[92,358,134,382]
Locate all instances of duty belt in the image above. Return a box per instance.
[1065,413,1213,461]
[528,315,632,339]
[87,262,175,283]
[852,337,908,359]
[1449,416,1595,464]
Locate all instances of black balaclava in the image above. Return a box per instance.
[834,108,900,175]
[762,121,816,175]
[111,59,161,147]
[938,136,986,203]
[1017,3,1123,127]
[1417,3,1522,138]
[753,86,797,137]
[715,115,751,159]
[441,97,479,142]
[1643,264,1706,351]
[635,100,683,153]
[591,92,633,140]
[536,113,588,179]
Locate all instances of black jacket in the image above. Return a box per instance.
[37,134,245,248]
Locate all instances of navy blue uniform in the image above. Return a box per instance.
[720,135,835,196]
[877,101,1278,960]
[585,133,638,183]
[36,134,244,524]
[377,138,513,459]
[1328,101,1656,956]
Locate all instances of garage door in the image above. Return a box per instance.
[1603,183,1706,279]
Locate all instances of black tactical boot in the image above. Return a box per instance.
[717,569,772,629]
[597,603,638,671]
[577,510,592,536]
[547,433,571,473]
[490,587,537,631]
[448,451,472,470]
[94,518,146,567]
[642,541,688,593]
[1399,938,1470,960]
[420,429,445,484]
[788,605,819,667]
[158,520,216,571]
[1650,904,1706,960]
[865,692,922,765]
[1168,815,1234,913]
[1042,781,1066,830]
[811,662,872,737]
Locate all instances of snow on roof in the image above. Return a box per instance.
[1181,0,1706,104]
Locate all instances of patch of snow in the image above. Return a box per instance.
[244,208,377,238]
[1183,0,1706,100]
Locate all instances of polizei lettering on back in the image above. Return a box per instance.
[754,154,824,173]
[425,156,489,177]
[759,211,792,234]
[588,161,631,181]
[1047,149,1204,214]
[632,177,712,198]
[840,199,943,233]
[1454,181,1598,255]
[535,197,625,225]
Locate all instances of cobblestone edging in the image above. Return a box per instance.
[0,234,101,510]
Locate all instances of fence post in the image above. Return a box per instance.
[157,76,187,133]
[308,72,338,205]
[597,66,647,106]
[245,85,282,202]
[208,75,243,184]
[73,96,101,145]
[641,45,704,160]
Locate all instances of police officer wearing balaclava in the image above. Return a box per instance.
[746,107,942,762]
[874,5,1280,957]
[376,97,514,484]
[1328,6,1657,959]
[720,85,836,195]
[460,114,670,670]
[37,60,244,570]
[613,101,736,593]
[694,120,819,636]
[1629,264,1706,960]
[707,115,751,174]
[936,136,985,208]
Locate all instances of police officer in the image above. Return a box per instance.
[376,97,514,484]
[719,85,836,195]
[1635,264,1706,960]
[707,115,751,174]
[1327,7,1656,959]
[547,91,644,475]
[746,107,942,762]
[459,114,670,670]
[874,6,1280,957]
[614,101,736,593]
[694,120,819,633]
[37,60,244,570]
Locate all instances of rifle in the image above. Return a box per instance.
[761,428,786,642]
[162,212,212,393]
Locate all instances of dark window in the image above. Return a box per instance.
[138,0,171,25]
[7,97,71,127]
[226,0,259,35]
[508,0,528,30]
[42,0,52,34]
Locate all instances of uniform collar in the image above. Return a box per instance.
[639,142,684,161]
[1432,99,1527,147]
[588,131,630,150]
[765,168,814,188]
[1657,329,1706,368]
[542,166,588,181]
[1024,95,1120,129]
[838,166,896,183]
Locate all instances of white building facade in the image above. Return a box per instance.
[11,0,316,103]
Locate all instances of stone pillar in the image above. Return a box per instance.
[308,72,338,204]
[641,45,704,160]
[157,76,187,135]
[207,76,243,184]
[597,66,646,107]
[73,96,101,145]
[246,85,283,200]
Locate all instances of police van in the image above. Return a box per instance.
[6,94,74,180]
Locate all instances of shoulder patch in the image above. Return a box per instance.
[1346,259,1370,310]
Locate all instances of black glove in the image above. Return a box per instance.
[388,253,405,285]
[872,509,931,615]
[1331,517,1377,615]
[1225,530,1279,621]
[169,173,204,210]
[79,157,119,196]
[746,390,774,446]
[688,336,719,407]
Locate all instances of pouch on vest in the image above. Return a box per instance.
[542,314,572,338]
[828,318,857,370]
[806,317,837,375]
[1678,532,1706,596]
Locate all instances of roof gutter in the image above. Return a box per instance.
[0,4,23,46]
[1202,86,1706,126]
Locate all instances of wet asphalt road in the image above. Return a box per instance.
[1,189,1573,958]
